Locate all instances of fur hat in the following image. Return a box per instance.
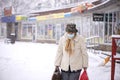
[66,23,78,33]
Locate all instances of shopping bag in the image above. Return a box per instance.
[51,68,61,80]
[79,70,89,80]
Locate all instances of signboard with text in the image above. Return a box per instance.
[1,15,15,22]
[93,13,116,22]
[93,13,104,21]
[4,6,12,16]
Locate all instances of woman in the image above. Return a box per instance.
[54,23,88,80]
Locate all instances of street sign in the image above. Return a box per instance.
[93,13,104,21]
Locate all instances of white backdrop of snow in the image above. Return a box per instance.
[0,41,120,80]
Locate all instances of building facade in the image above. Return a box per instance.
[0,0,120,45]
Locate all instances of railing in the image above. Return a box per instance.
[86,36,100,51]
[111,35,120,80]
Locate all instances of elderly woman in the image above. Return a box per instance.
[54,23,88,80]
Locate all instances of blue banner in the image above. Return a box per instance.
[1,15,16,22]
[64,12,71,17]
[28,17,36,21]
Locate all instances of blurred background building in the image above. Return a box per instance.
[0,0,120,51]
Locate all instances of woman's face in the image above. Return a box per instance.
[67,32,75,39]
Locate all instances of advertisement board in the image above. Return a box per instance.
[4,6,12,16]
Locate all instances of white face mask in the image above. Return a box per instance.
[67,33,75,39]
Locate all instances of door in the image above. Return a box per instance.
[32,24,37,42]
[55,24,62,43]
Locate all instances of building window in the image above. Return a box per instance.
[104,12,117,43]
[37,24,45,39]
[22,23,32,39]
[0,23,6,37]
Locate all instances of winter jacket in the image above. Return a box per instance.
[54,33,88,72]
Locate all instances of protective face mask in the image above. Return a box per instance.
[67,33,75,39]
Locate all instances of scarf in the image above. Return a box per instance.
[65,39,74,55]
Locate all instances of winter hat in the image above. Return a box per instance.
[66,23,78,33]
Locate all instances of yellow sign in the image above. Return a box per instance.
[16,16,22,21]
[37,16,47,21]
[46,14,54,19]
[36,13,64,21]
[16,15,27,21]
[53,13,64,18]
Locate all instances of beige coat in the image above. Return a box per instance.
[54,33,88,71]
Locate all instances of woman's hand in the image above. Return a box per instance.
[83,67,87,70]
[55,66,59,71]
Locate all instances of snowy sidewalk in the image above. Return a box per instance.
[0,42,120,80]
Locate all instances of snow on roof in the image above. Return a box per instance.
[87,0,111,10]
[29,0,98,14]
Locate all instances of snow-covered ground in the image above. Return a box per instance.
[0,41,120,80]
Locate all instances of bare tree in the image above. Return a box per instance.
[10,0,32,15]
[0,0,9,16]
[10,0,24,14]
